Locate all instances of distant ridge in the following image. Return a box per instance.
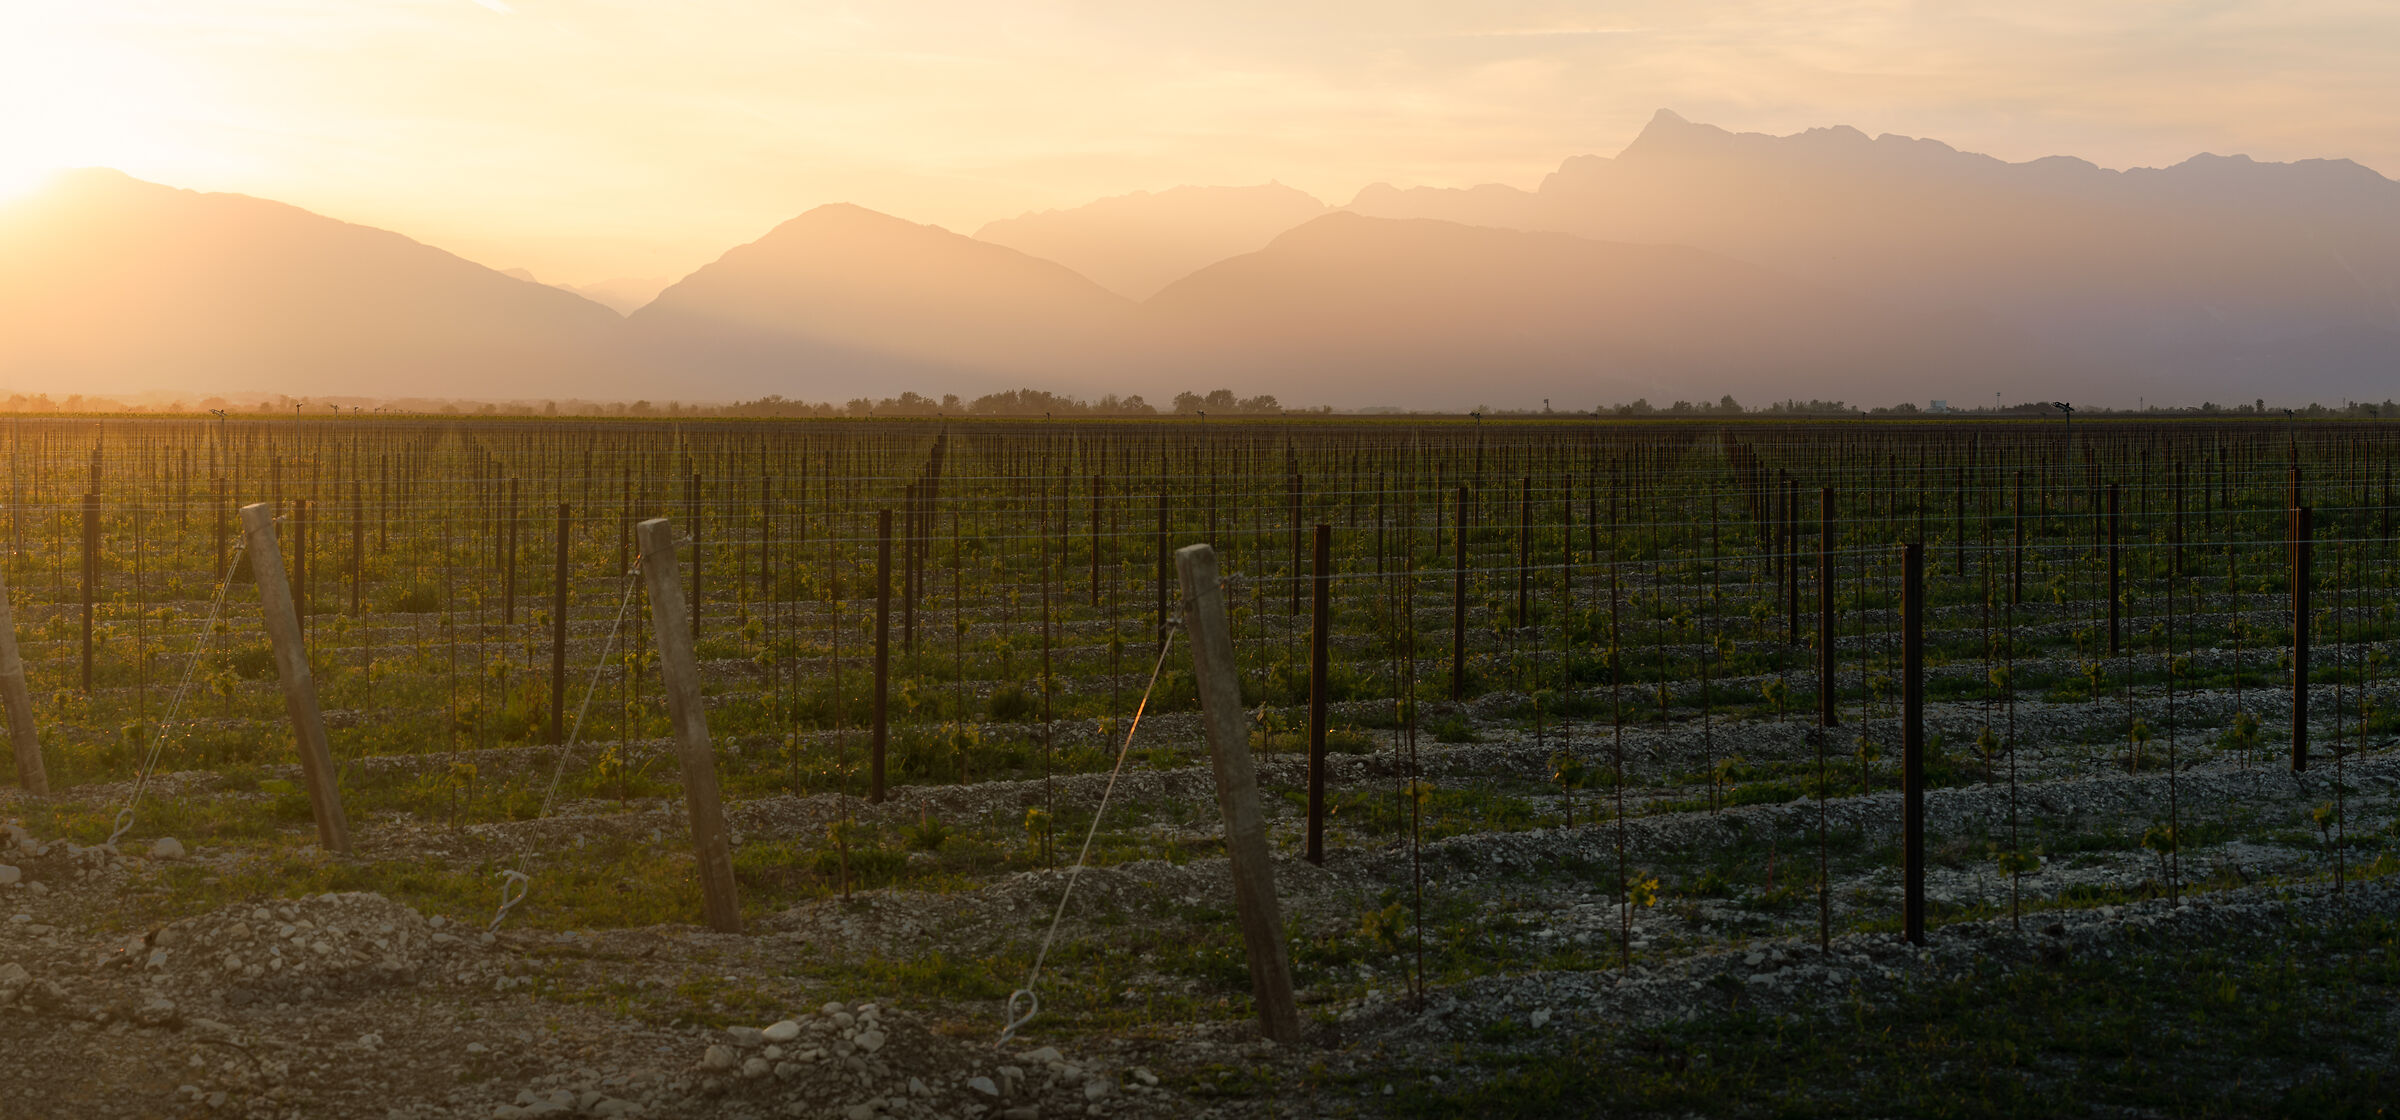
[975,184,1328,300]
[1348,109,2400,402]
[7,108,2398,409]
[627,203,1137,401]
[0,169,637,399]
[1143,212,2047,408]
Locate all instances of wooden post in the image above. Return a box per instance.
[1175,542,1303,1044]
[902,481,917,652]
[1307,524,1330,865]
[81,493,96,693]
[1515,476,1530,627]
[633,517,742,933]
[872,508,892,803]
[551,502,569,745]
[503,478,519,626]
[1451,485,1468,701]
[1817,487,1836,727]
[0,563,45,794]
[239,502,351,854]
[687,472,703,641]
[1155,487,1170,648]
[2011,469,2024,606]
[1288,472,1302,615]
[1900,541,1926,945]
[2292,505,2312,772]
[349,478,364,615]
[1787,476,1801,643]
[2106,483,2121,657]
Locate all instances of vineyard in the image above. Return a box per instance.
[4,412,2399,1119]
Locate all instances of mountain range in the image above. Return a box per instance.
[3,111,2394,409]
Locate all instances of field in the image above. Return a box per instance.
[3,412,2398,1119]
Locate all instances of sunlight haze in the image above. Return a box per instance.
[8,1,2399,285]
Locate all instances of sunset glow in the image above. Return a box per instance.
[3,1,2396,284]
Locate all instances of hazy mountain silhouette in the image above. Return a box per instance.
[627,204,1137,400]
[556,277,672,315]
[9,110,2397,410]
[0,169,639,399]
[1350,110,2400,402]
[975,184,1329,300]
[1145,212,2046,408]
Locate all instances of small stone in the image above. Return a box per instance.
[1083,1078,1112,1101]
[1018,1047,1063,1064]
[151,837,187,860]
[844,1106,875,1120]
[740,1057,771,1079]
[0,962,27,987]
[492,1107,524,1120]
[854,1029,885,1054]
[700,1045,736,1071]
[819,1000,847,1016]
[466,1042,489,1054]
[1000,1108,1039,1120]
[726,1026,764,1048]
[1529,1008,1552,1028]
[967,1076,1000,1098]
[908,1077,927,1097]
[1131,1068,1157,1087]
[0,866,18,886]
[762,1019,801,1043]
[773,1061,800,1080]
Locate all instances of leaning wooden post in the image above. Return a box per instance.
[239,502,351,854]
[0,564,46,795]
[81,492,97,694]
[872,508,892,803]
[2106,483,2121,656]
[2291,505,2312,773]
[1306,523,1331,865]
[1450,485,1468,701]
[634,517,743,933]
[1900,541,1926,946]
[1176,542,1303,1044]
[550,501,569,745]
[1817,487,1836,728]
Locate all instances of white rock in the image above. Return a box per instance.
[1131,1068,1158,1087]
[700,1045,736,1071]
[726,1026,764,1048]
[854,1029,885,1054]
[762,1019,801,1043]
[1018,1046,1063,1064]
[1084,1078,1113,1101]
[0,962,29,987]
[151,837,187,860]
[740,1057,771,1079]
[819,1000,847,1016]
[967,1076,1000,1098]
[1529,1008,1552,1028]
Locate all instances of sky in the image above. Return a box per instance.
[4,1,2398,286]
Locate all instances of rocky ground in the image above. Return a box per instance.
[5,682,2398,1118]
